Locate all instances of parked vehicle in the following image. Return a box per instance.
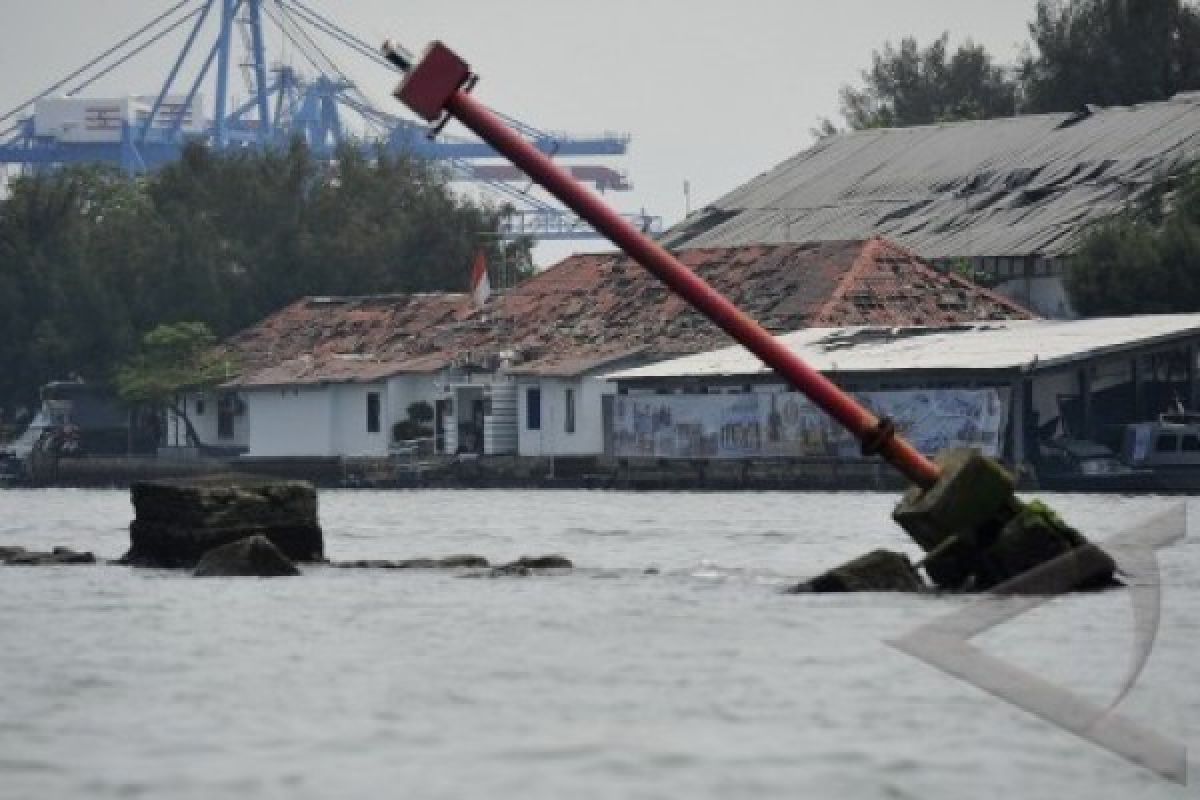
[1110,411,1200,491]
[1038,438,1158,492]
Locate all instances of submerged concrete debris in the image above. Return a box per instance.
[122,475,324,568]
[788,550,924,593]
[333,555,490,569]
[193,535,300,578]
[799,448,1118,594]
[1,545,96,566]
[459,554,575,579]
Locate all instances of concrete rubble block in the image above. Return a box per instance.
[787,549,926,593]
[2,546,96,566]
[124,475,324,568]
[506,555,573,570]
[193,535,300,578]
[973,501,1118,592]
[461,554,576,579]
[893,448,1017,588]
[131,477,317,528]
[334,555,490,570]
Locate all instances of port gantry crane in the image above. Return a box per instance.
[0,0,661,241]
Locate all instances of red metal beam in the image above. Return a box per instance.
[387,41,942,489]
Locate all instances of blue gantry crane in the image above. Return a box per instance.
[0,0,661,240]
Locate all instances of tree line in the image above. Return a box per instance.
[824,0,1200,317]
[826,0,1200,132]
[0,141,529,421]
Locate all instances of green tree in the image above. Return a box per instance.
[1021,0,1200,113]
[115,322,231,447]
[0,140,527,420]
[833,34,1019,130]
[1068,166,1200,315]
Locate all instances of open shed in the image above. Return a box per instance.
[606,315,1200,471]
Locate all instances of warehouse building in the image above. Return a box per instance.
[662,93,1200,318]
[606,314,1200,478]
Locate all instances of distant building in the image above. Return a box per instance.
[199,238,1033,460]
[661,94,1200,318]
[606,315,1200,473]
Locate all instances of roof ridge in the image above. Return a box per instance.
[811,238,878,326]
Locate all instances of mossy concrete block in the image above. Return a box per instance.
[193,535,300,578]
[974,501,1117,592]
[789,549,926,593]
[893,448,1017,588]
[125,475,324,568]
[893,448,1016,550]
[132,475,317,528]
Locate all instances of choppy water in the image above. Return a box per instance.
[0,489,1196,799]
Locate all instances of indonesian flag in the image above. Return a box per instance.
[470,249,491,307]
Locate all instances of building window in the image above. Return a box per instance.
[1155,433,1178,453]
[565,388,576,434]
[526,387,541,430]
[195,398,206,415]
[366,392,381,433]
[1183,435,1200,453]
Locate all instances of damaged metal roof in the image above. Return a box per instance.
[222,238,1034,387]
[661,94,1200,258]
[609,314,1200,380]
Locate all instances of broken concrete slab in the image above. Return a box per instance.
[890,449,1116,592]
[2,546,96,566]
[193,535,300,578]
[459,554,576,579]
[333,555,490,570]
[505,555,573,570]
[972,500,1119,592]
[787,549,925,593]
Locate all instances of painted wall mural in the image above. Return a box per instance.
[612,389,1009,459]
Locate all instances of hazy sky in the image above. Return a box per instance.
[0,1,1034,264]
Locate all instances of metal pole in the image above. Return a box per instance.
[213,0,238,148]
[247,0,273,142]
[387,42,942,489]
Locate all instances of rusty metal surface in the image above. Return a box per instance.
[222,239,1033,387]
[663,94,1200,258]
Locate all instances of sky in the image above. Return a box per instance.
[0,0,1034,266]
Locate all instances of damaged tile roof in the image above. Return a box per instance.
[223,238,1034,387]
[661,93,1200,258]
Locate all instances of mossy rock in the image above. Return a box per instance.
[789,549,926,593]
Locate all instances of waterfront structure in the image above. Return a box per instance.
[606,314,1200,475]
[198,238,1032,460]
[661,94,1200,317]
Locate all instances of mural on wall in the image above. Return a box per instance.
[613,389,1009,459]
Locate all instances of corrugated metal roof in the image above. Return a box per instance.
[662,94,1200,258]
[608,314,1200,380]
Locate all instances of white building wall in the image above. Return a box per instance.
[244,386,334,457]
[517,375,613,457]
[184,392,249,448]
[994,275,1076,319]
[330,383,390,457]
